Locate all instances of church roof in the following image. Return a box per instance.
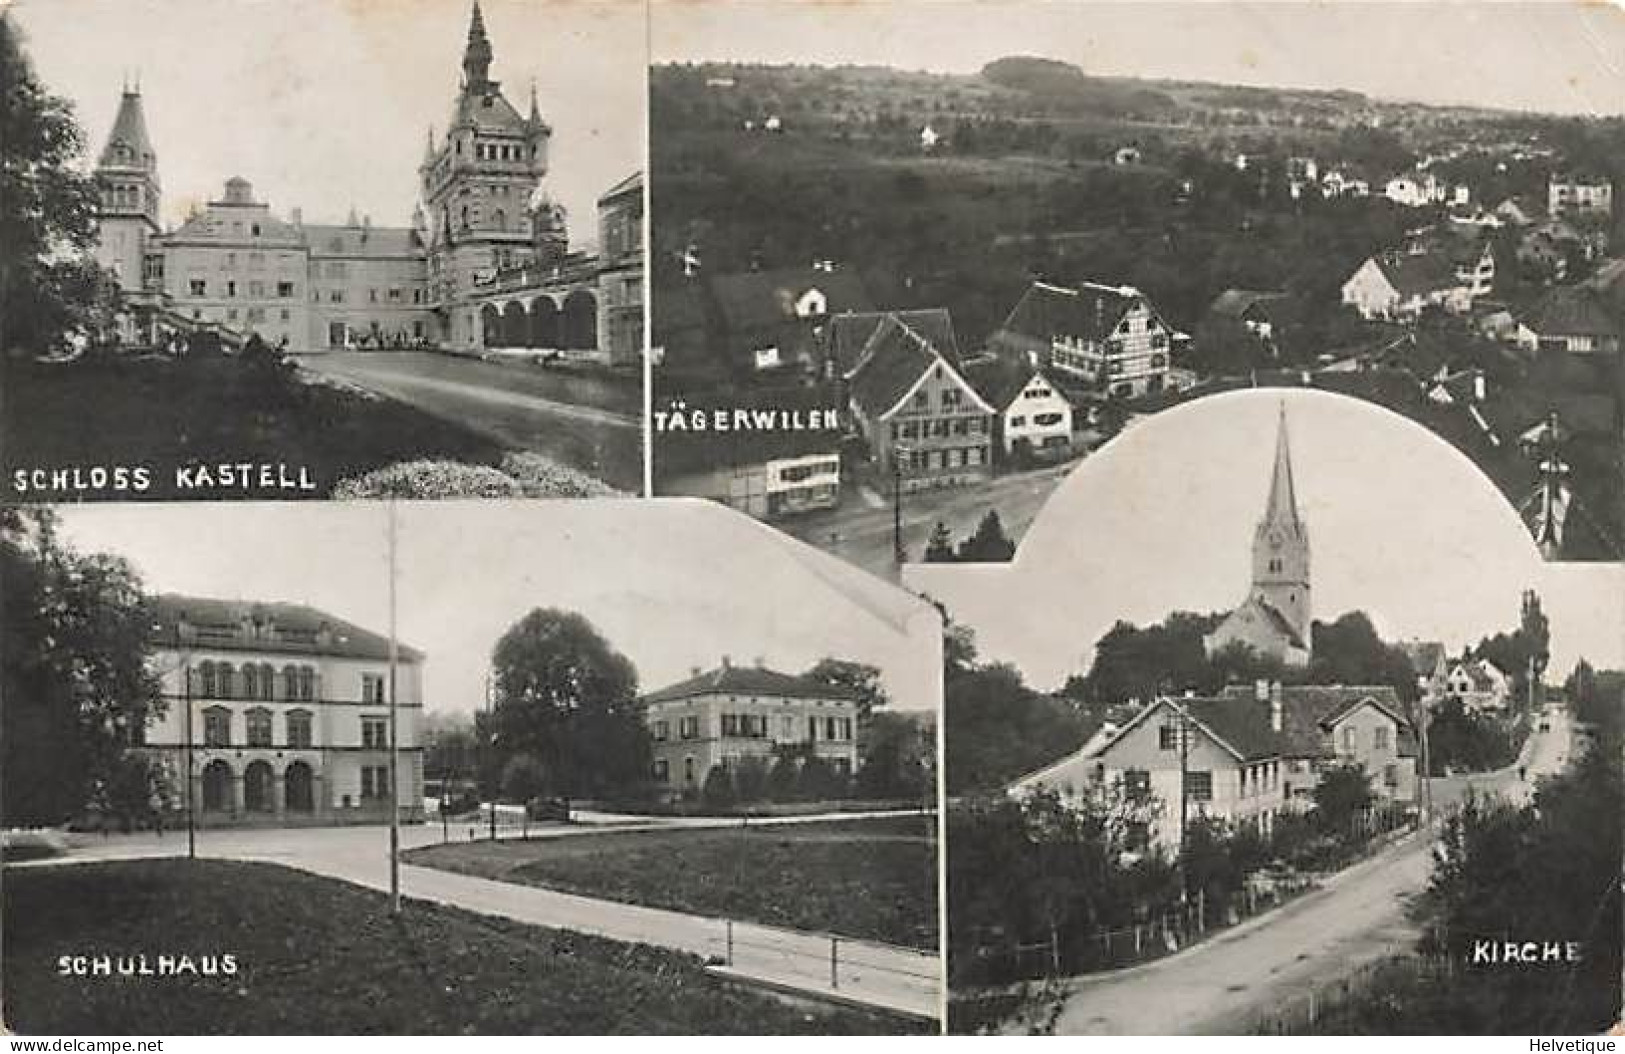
[98,89,157,171]
[1262,404,1303,530]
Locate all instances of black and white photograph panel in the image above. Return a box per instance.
[2,0,645,500]
[917,388,1622,1035]
[0,500,942,1034]
[649,0,1624,576]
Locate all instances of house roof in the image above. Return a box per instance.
[1374,252,1458,298]
[1396,640,1447,679]
[709,267,873,334]
[642,662,859,705]
[828,308,959,375]
[1182,695,1282,761]
[150,594,424,662]
[1220,684,1412,758]
[963,354,1067,412]
[1208,289,1286,321]
[847,313,992,419]
[996,279,1144,346]
[1525,287,1620,339]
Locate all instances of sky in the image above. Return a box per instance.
[49,498,943,719]
[653,0,1625,117]
[907,388,1625,692]
[8,0,645,247]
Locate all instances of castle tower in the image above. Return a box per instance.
[419,2,554,348]
[94,83,162,295]
[1251,403,1312,645]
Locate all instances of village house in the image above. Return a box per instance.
[1013,680,1416,851]
[963,355,1076,461]
[1340,251,1469,321]
[1399,640,1451,704]
[1548,173,1614,220]
[143,595,425,828]
[1516,286,1622,354]
[843,311,995,493]
[641,659,859,793]
[990,280,1176,400]
[706,265,873,381]
[1445,657,1513,713]
[1202,288,1288,354]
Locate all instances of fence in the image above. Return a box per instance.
[712,919,940,1019]
[1251,951,1455,1034]
[965,869,1319,986]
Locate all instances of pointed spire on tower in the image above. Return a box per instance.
[423,124,436,164]
[528,79,541,124]
[99,83,158,171]
[462,1,493,89]
[1263,402,1301,530]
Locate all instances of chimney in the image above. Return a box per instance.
[721,654,732,669]
[1269,681,1284,733]
[753,656,765,668]
[689,666,701,678]
[290,207,303,227]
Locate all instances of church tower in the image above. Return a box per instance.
[1251,404,1312,646]
[93,82,162,296]
[419,2,554,348]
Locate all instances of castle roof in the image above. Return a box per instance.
[98,89,157,171]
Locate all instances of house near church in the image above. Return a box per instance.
[141,595,425,827]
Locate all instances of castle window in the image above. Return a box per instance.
[190,279,206,297]
[251,223,261,237]
[277,281,294,298]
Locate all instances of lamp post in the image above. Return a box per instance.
[387,501,401,917]
[485,674,498,843]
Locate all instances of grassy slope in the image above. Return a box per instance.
[1,858,923,1035]
[406,818,939,950]
[0,357,505,499]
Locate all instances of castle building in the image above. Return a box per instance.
[1204,405,1312,667]
[91,3,641,364]
[142,595,425,827]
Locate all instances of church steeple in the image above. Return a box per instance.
[462,2,493,89]
[1251,402,1311,646]
[1262,401,1302,531]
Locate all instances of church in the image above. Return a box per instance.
[1203,405,1313,667]
[90,3,641,366]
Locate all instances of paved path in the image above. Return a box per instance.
[1036,709,1573,1035]
[298,351,641,491]
[18,810,940,1021]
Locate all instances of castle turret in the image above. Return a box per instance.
[94,85,162,293]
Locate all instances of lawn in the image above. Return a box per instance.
[405,817,939,950]
[1,859,924,1035]
[0,356,506,500]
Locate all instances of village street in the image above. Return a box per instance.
[17,809,939,1022]
[1041,707,1573,1035]
[781,459,1077,579]
[298,351,642,491]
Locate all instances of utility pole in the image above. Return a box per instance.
[184,652,195,860]
[486,674,498,843]
[892,446,908,567]
[387,501,401,916]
